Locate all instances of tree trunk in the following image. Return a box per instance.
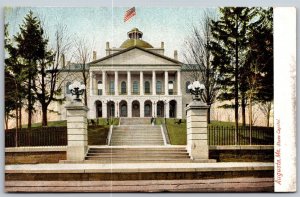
[234,13,239,144]
[42,105,48,126]
[27,76,32,129]
[19,103,22,129]
[5,113,8,130]
[249,95,252,145]
[266,102,271,127]
[207,107,211,124]
[241,95,246,127]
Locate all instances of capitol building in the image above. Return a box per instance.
[61,28,193,120]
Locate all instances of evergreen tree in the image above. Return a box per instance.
[244,8,273,129]
[210,8,259,133]
[14,10,48,129]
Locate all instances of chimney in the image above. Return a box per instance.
[161,42,164,49]
[93,51,97,61]
[174,50,178,60]
[106,42,110,49]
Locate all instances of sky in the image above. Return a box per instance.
[4,7,217,61]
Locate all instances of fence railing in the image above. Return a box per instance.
[5,127,67,147]
[208,126,274,145]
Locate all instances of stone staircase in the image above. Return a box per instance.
[119,117,152,125]
[109,118,164,146]
[84,147,193,163]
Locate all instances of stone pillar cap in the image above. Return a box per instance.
[65,101,89,111]
[186,100,209,110]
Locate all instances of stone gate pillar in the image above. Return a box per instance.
[186,100,209,160]
[65,101,88,161]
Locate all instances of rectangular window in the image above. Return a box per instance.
[109,80,114,95]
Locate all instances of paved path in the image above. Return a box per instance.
[6,162,273,173]
[5,177,274,192]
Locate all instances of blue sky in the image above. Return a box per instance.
[5,7,217,61]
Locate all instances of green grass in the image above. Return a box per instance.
[88,126,109,145]
[22,120,67,128]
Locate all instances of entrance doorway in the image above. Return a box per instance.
[144,100,152,117]
[132,100,140,117]
[119,100,127,117]
[95,100,102,118]
[169,100,177,118]
[157,101,164,117]
[107,101,115,118]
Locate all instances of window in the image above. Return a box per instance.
[145,81,150,94]
[186,81,191,93]
[156,81,162,94]
[133,81,139,94]
[97,81,102,95]
[66,82,71,94]
[168,81,174,95]
[109,80,114,95]
[121,81,127,94]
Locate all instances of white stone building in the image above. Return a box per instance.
[62,28,191,120]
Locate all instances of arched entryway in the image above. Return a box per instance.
[107,101,115,118]
[169,100,177,118]
[157,101,164,117]
[95,100,102,118]
[144,100,152,117]
[132,100,140,117]
[119,100,127,117]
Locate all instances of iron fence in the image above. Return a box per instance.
[5,127,67,147]
[208,126,274,145]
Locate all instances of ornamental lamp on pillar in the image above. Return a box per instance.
[187,81,205,101]
[69,81,86,102]
[186,80,214,162]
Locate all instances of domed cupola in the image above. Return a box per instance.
[120,28,153,48]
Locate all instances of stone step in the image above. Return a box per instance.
[88,148,187,152]
[85,157,190,161]
[86,155,189,159]
[120,118,152,125]
[86,152,189,156]
[110,142,164,146]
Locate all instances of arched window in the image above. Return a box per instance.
[168,81,174,95]
[109,80,114,95]
[121,81,126,94]
[186,81,190,93]
[98,81,102,95]
[156,81,162,94]
[133,81,139,94]
[144,81,150,94]
[66,82,71,94]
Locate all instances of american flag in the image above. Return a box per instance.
[124,7,136,22]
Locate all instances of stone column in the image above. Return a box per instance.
[186,101,209,160]
[127,71,131,95]
[128,100,132,118]
[115,71,118,95]
[140,101,144,118]
[165,71,168,95]
[177,70,181,95]
[152,102,156,117]
[102,101,107,118]
[89,71,93,96]
[102,71,106,96]
[165,102,170,118]
[140,71,144,95]
[152,71,156,95]
[65,102,88,161]
[115,101,119,118]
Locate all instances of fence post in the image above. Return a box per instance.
[65,101,89,161]
[186,100,210,160]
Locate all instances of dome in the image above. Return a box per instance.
[120,39,153,48]
[120,28,153,48]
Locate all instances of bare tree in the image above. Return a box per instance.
[73,37,94,106]
[258,101,273,127]
[183,10,219,123]
[34,24,72,126]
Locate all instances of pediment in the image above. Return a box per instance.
[90,47,180,66]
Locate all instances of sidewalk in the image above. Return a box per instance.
[6,162,273,173]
